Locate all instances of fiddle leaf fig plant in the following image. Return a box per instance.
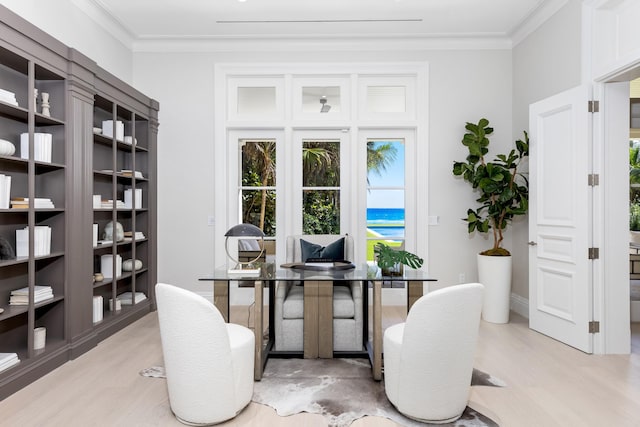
[374,242,423,274]
[452,118,529,256]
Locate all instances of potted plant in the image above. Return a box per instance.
[452,118,529,323]
[374,242,423,276]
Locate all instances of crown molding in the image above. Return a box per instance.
[71,0,568,54]
[72,0,135,49]
[510,0,569,47]
[132,34,512,53]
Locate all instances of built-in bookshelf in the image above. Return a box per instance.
[0,5,158,400]
[0,39,68,384]
[91,93,156,339]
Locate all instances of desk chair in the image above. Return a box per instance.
[383,283,484,423]
[274,234,363,352]
[155,283,254,425]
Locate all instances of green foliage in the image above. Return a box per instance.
[629,144,640,203]
[631,146,640,184]
[303,190,340,234]
[373,242,423,271]
[631,203,640,232]
[242,171,276,236]
[452,118,529,256]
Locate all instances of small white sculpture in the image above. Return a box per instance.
[34,88,38,109]
[41,92,50,117]
[103,221,124,242]
[122,259,143,272]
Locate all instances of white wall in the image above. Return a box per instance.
[131,48,513,295]
[0,0,133,83]
[511,0,583,301]
[0,0,515,301]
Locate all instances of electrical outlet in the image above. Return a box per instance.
[458,273,465,283]
[207,215,215,226]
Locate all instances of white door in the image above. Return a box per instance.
[529,85,593,353]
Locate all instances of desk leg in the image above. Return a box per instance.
[373,280,382,381]
[254,280,264,380]
[408,281,423,312]
[213,281,229,322]
[304,281,319,358]
[318,282,333,358]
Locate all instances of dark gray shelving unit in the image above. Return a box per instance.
[0,5,158,400]
[91,88,158,342]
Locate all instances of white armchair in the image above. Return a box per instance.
[274,234,363,352]
[155,283,255,426]
[383,283,484,424]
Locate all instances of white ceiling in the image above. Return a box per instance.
[86,0,567,45]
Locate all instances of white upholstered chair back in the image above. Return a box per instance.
[285,234,354,263]
[155,283,254,425]
[383,283,484,423]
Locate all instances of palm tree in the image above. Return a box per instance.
[242,139,398,234]
[367,140,397,184]
[242,141,275,231]
[302,141,339,186]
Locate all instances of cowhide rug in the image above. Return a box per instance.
[141,358,503,427]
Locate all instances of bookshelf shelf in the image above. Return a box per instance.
[0,6,157,400]
[0,304,28,321]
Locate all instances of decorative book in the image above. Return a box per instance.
[0,353,19,372]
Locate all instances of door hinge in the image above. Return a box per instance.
[588,174,599,186]
[588,247,600,260]
[588,100,600,113]
[589,321,600,334]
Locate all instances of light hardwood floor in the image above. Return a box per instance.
[1,308,640,427]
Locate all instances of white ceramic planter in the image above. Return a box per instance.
[631,231,640,245]
[477,254,512,323]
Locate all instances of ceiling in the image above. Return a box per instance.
[86,0,566,45]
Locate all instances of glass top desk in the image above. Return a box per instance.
[199,263,435,380]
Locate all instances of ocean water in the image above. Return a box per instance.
[367,208,405,237]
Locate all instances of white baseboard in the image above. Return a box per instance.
[510,292,529,319]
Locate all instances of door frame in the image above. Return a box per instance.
[593,77,635,354]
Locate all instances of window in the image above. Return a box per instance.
[301,86,341,113]
[292,77,350,121]
[366,139,405,261]
[366,86,406,113]
[358,76,416,121]
[216,65,427,267]
[240,139,276,237]
[237,87,277,115]
[302,139,341,234]
[227,77,284,121]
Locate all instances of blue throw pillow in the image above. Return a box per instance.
[300,237,345,262]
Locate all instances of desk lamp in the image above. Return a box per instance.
[225,223,265,275]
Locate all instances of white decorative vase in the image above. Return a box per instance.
[477,254,512,324]
[0,139,15,156]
